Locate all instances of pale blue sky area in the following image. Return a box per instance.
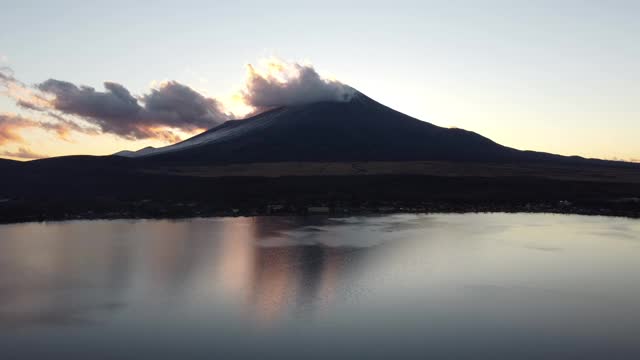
[1,0,638,159]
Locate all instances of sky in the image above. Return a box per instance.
[0,0,638,161]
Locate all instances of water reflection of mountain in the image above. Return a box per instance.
[0,217,372,328]
[247,245,348,323]
[216,217,368,324]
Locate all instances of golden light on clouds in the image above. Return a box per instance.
[218,92,255,118]
[3,57,636,162]
[0,58,357,160]
[4,82,50,111]
[249,58,309,84]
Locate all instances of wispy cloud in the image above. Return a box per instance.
[0,113,79,145]
[0,67,50,110]
[0,146,47,160]
[0,114,31,145]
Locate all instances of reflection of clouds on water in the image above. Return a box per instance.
[590,230,638,241]
[0,216,375,329]
[0,302,124,328]
[589,222,640,241]
[209,217,368,325]
[522,244,564,252]
[257,215,433,248]
[143,219,222,297]
[246,245,358,324]
[0,221,133,328]
[0,214,472,329]
[2,213,640,359]
[2,213,639,334]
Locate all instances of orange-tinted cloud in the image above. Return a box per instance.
[0,114,38,145]
[0,146,47,160]
[0,113,86,147]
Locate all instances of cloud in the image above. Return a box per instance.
[0,113,77,145]
[0,67,51,110]
[43,112,98,139]
[2,68,232,143]
[241,58,355,110]
[2,59,355,148]
[0,113,41,145]
[142,81,229,132]
[38,79,141,121]
[35,79,231,141]
[0,146,46,160]
[0,67,15,83]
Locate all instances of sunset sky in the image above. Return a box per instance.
[1,0,638,161]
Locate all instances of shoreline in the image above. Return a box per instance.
[1,202,638,225]
[2,171,639,226]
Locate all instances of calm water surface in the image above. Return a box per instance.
[1,213,640,359]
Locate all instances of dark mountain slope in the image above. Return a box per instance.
[0,158,20,169]
[135,92,518,164]
[135,92,616,166]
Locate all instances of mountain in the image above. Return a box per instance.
[1,91,638,222]
[0,158,21,170]
[114,146,157,157]
[118,91,609,166]
[2,90,629,169]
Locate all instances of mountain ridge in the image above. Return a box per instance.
[1,89,638,223]
[122,90,591,165]
[2,91,637,168]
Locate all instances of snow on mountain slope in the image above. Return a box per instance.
[115,107,287,158]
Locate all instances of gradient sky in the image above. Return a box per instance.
[1,0,638,161]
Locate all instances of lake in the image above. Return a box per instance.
[1,213,639,359]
